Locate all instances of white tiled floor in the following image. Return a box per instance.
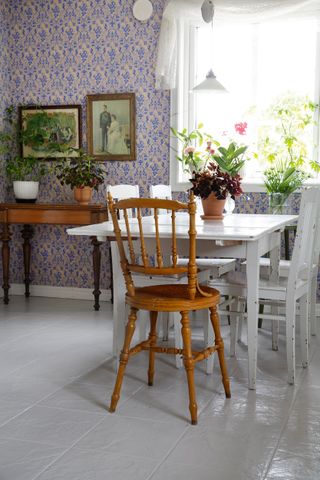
[0,296,319,479]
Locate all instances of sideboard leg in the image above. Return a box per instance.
[91,236,102,311]
[1,223,11,304]
[21,225,34,298]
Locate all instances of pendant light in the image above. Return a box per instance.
[193,1,227,93]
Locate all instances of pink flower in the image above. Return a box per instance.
[234,122,248,135]
[184,146,195,154]
[209,148,215,154]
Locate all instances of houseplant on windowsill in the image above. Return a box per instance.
[55,150,106,205]
[258,93,319,213]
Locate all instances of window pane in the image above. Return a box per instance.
[194,20,318,178]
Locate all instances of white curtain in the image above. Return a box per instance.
[155,0,320,90]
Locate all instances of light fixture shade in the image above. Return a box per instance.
[193,69,227,92]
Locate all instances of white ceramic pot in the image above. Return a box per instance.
[13,181,39,203]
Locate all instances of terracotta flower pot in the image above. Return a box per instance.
[201,193,226,219]
[73,186,93,205]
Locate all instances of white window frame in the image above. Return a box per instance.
[170,20,320,193]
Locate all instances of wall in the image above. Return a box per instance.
[1,1,311,297]
[0,1,9,202]
[4,0,169,289]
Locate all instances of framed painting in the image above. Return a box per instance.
[19,105,82,159]
[86,93,136,161]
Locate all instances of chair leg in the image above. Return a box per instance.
[209,306,231,399]
[299,293,309,368]
[180,311,198,425]
[148,311,158,386]
[162,312,170,341]
[230,297,240,357]
[138,310,148,343]
[310,275,317,337]
[285,300,296,385]
[110,307,138,413]
[203,310,214,374]
[174,312,183,369]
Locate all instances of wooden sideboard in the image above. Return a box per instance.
[0,203,108,310]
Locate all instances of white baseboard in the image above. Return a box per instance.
[0,284,111,302]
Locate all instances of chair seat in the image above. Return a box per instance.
[126,284,220,312]
[178,257,236,277]
[209,271,308,301]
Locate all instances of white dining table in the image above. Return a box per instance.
[67,212,297,390]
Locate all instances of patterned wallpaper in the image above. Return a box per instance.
[2,0,169,289]
[0,1,9,202]
[0,1,311,297]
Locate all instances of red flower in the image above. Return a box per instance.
[234,122,248,135]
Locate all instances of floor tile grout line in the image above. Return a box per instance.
[144,425,192,480]
[261,345,318,480]
[30,415,109,480]
[0,354,114,428]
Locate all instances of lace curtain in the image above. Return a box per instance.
[155,0,320,89]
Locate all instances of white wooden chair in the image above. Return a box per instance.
[149,184,236,372]
[208,187,320,385]
[241,191,320,339]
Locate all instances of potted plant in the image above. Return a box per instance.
[190,163,243,219]
[55,150,106,205]
[0,106,49,202]
[170,123,219,174]
[257,93,319,212]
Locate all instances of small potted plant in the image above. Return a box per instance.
[190,163,243,219]
[55,150,106,204]
[0,106,48,202]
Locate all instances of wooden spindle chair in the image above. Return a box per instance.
[107,191,231,425]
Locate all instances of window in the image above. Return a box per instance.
[170,18,320,191]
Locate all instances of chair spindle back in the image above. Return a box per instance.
[107,192,198,300]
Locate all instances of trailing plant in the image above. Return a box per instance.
[55,150,106,190]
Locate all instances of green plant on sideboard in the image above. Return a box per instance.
[0,106,49,182]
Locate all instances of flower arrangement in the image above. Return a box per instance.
[55,150,106,191]
[190,163,243,200]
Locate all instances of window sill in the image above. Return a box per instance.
[172,178,320,194]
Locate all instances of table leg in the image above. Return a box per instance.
[269,238,280,351]
[246,241,260,390]
[21,224,33,298]
[91,236,102,311]
[111,241,126,358]
[1,223,11,304]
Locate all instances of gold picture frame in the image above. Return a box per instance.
[86,93,136,161]
[19,104,82,159]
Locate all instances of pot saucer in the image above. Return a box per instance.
[201,214,224,220]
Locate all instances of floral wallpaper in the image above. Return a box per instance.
[2,0,169,289]
[0,1,9,202]
[0,1,315,298]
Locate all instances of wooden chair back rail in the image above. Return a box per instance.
[107,193,198,300]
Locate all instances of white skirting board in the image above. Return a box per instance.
[0,284,111,302]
